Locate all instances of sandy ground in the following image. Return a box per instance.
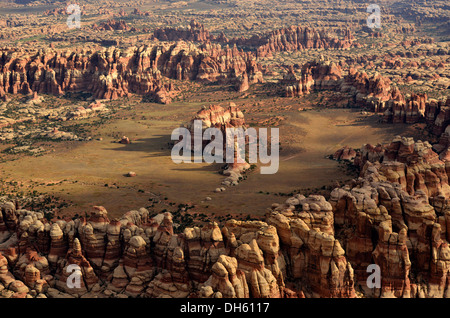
[0,95,422,219]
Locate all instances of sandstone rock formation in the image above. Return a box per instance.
[256,26,353,58]
[1,135,450,298]
[92,20,130,31]
[152,22,354,61]
[0,41,263,103]
[279,57,450,143]
[0,201,349,298]
[153,20,212,43]
[328,136,450,297]
[182,104,250,174]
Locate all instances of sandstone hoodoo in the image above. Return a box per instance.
[92,20,131,31]
[0,42,263,103]
[182,104,251,176]
[282,57,343,97]
[1,0,450,301]
[0,135,449,298]
[152,21,354,60]
[279,58,450,131]
[153,20,212,43]
[256,26,354,58]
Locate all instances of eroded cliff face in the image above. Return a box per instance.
[279,58,449,138]
[0,202,354,298]
[280,57,418,111]
[0,136,449,298]
[153,20,213,43]
[280,57,395,105]
[152,21,353,59]
[255,26,353,58]
[0,41,263,103]
[331,137,450,297]
[282,59,342,97]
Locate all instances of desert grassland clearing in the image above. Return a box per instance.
[0,94,422,218]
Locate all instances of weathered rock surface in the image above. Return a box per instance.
[0,41,263,103]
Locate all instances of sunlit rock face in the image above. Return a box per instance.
[1,136,450,298]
